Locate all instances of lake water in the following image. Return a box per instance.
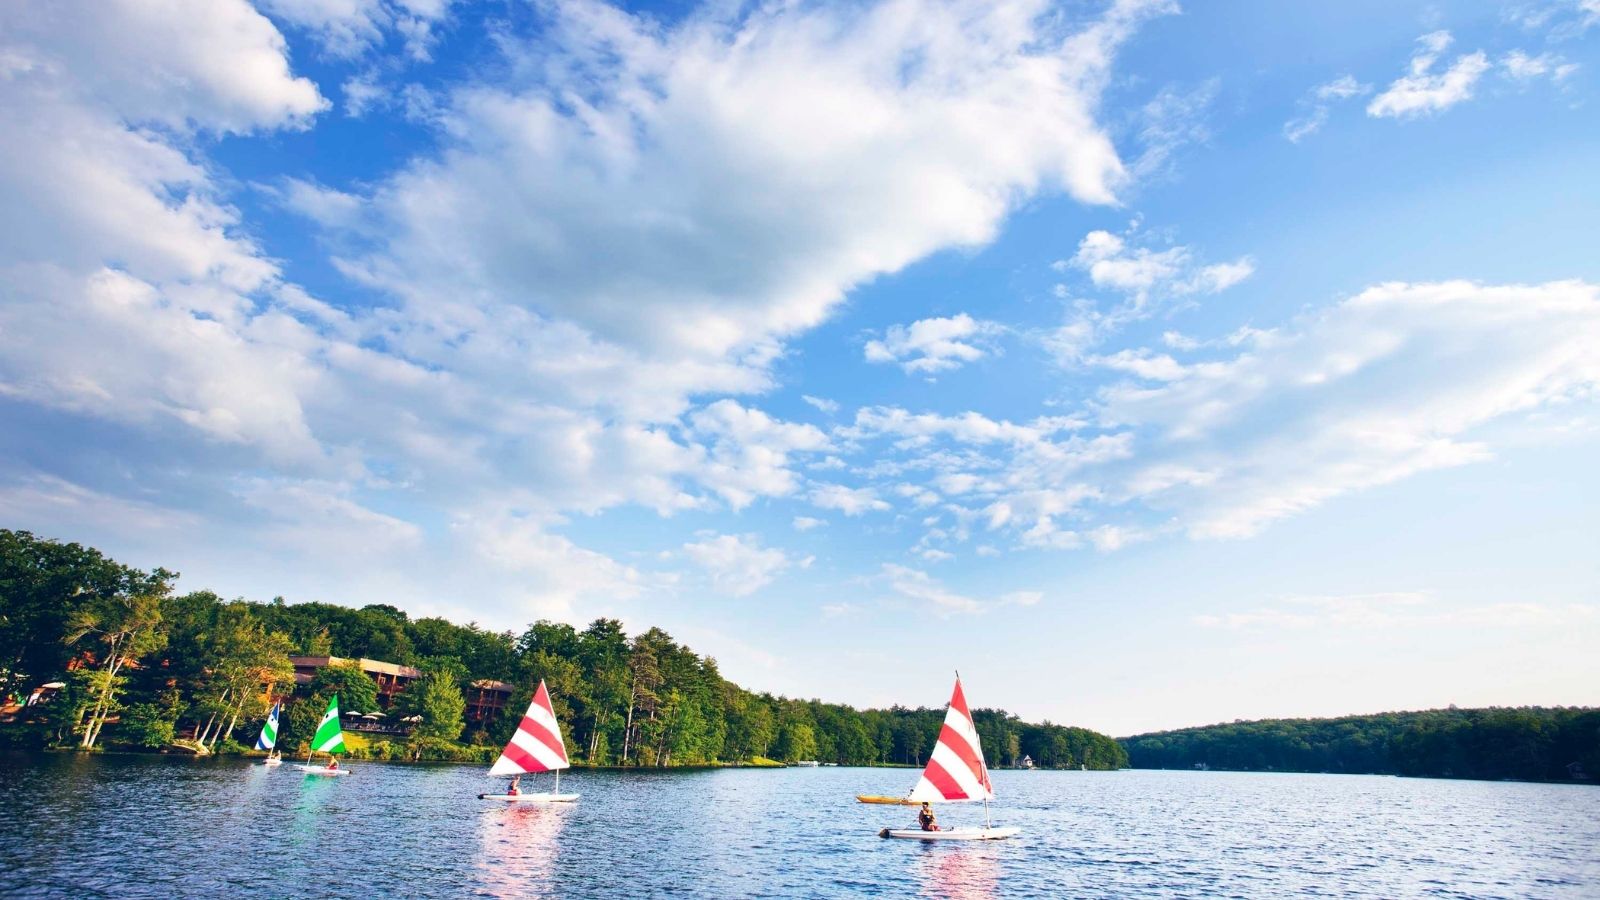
[2,753,1597,898]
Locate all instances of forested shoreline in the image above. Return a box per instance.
[0,530,1127,769]
[1120,707,1600,783]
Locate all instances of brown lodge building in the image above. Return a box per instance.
[290,656,515,726]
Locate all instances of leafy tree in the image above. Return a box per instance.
[65,590,170,748]
[0,530,171,704]
[411,671,466,741]
[119,690,184,748]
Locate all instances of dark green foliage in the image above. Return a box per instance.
[411,671,466,741]
[0,530,173,703]
[1121,708,1600,782]
[115,703,177,748]
[4,530,1125,766]
[309,661,381,716]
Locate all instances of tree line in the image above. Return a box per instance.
[1120,707,1600,782]
[0,529,1126,768]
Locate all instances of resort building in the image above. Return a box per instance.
[466,680,515,725]
[290,656,421,709]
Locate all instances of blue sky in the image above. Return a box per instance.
[2,0,1597,735]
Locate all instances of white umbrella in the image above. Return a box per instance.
[361,713,380,720]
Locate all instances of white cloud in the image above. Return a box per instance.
[689,400,830,509]
[792,516,827,531]
[1048,227,1254,359]
[864,313,1002,376]
[6,0,326,135]
[880,564,982,614]
[1129,79,1218,179]
[1283,75,1372,143]
[1087,348,1190,382]
[262,0,455,60]
[1368,32,1491,119]
[1101,279,1600,538]
[1500,50,1579,84]
[820,280,1600,557]
[810,483,891,516]
[801,395,840,415]
[329,0,1167,383]
[682,533,791,597]
[879,564,1043,614]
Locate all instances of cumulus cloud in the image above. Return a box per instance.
[1047,227,1254,359]
[1368,32,1491,119]
[864,313,1002,376]
[325,0,1167,378]
[689,400,831,509]
[810,483,892,516]
[682,533,791,597]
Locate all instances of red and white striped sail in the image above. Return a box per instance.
[488,680,571,777]
[905,676,994,803]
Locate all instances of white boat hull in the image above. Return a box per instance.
[880,826,1020,841]
[478,792,579,803]
[263,757,282,767]
[297,765,350,776]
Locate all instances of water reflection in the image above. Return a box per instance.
[914,846,1000,900]
[472,802,570,897]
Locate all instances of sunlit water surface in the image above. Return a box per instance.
[2,753,1596,898]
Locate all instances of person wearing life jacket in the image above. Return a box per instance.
[918,802,938,831]
[327,759,338,771]
[508,776,521,796]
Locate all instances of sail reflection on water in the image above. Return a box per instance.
[914,847,1001,900]
[473,802,570,897]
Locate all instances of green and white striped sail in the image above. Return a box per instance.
[255,702,280,751]
[311,695,347,755]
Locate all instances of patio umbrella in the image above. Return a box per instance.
[361,713,380,720]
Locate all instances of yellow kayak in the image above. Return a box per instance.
[856,794,915,805]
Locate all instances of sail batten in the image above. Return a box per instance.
[488,680,570,777]
[906,677,993,804]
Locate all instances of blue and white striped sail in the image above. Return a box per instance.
[255,703,281,751]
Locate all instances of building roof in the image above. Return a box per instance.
[289,655,423,679]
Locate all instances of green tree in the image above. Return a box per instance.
[0,530,171,704]
[65,590,170,748]
[411,671,466,741]
[308,660,380,713]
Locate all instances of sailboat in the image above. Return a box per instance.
[296,695,351,776]
[257,701,283,766]
[478,680,578,803]
[879,674,1019,841]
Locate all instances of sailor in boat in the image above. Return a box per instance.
[507,775,522,796]
[918,802,939,832]
[327,759,339,772]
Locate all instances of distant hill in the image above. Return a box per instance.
[1119,707,1600,783]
